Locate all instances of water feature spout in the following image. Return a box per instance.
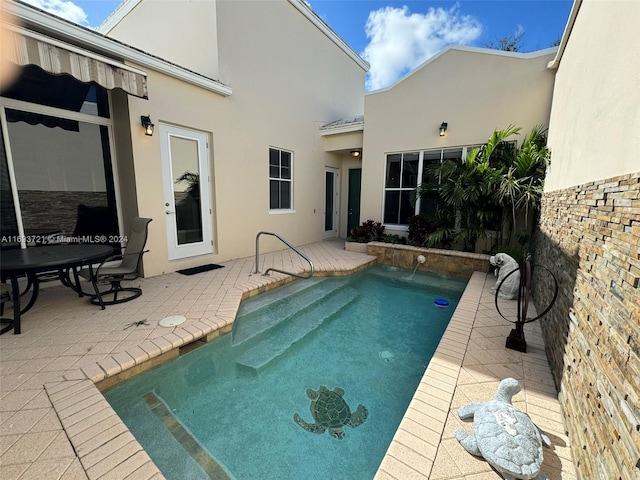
[409,255,426,279]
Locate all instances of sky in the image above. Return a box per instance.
[21,0,573,91]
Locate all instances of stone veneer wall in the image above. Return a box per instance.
[532,173,640,479]
[18,190,109,233]
[366,242,491,278]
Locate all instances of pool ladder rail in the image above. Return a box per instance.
[254,231,314,279]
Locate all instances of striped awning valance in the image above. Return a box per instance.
[5,28,148,99]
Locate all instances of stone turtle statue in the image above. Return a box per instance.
[455,377,551,480]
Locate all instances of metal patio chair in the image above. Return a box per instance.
[78,217,152,308]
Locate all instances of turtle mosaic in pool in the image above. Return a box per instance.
[294,385,368,439]
[104,265,467,480]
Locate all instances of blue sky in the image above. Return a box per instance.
[22,0,573,90]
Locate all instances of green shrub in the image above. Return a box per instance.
[381,234,406,244]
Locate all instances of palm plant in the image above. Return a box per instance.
[494,126,550,244]
[418,141,504,251]
[415,125,550,252]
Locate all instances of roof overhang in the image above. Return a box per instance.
[4,0,232,97]
[320,115,365,136]
[288,0,369,72]
[547,0,582,69]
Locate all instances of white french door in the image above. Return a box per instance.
[160,125,213,260]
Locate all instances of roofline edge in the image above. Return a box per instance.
[288,0,369,72]
[96,0,140,34]
[5,0,233,97]
[547,0,582,69]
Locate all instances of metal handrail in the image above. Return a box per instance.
[254,231,314,278]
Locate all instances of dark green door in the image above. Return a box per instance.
[347,168,362,233]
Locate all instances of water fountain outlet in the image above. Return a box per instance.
[416,255,426,264]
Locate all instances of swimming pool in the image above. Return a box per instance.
[104,265,467,479]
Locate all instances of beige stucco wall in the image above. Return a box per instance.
[360,47,557,224]
[117,0,365,276]
[323,130,363,152]
[544,0,640,192]
[104,0,220,81]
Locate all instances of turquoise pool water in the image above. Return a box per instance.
[104,265,466,480]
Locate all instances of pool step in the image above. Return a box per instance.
[232,278,346,346]
[235,287,358,372]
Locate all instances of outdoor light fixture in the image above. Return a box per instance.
[439,122,448,136]
[351,150,361,157]
[141,115,154,136]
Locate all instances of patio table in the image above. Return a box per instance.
[0,244,113,335]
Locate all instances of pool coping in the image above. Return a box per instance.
[372,271,485,479]
[41,268,568,479]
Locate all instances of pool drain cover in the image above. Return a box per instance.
[159,315,186,328]
[379,350,394,362]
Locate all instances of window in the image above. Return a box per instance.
[0,67,119,247]
[383,147,467,226]
[269,147,292,211]
[383,152,419,224]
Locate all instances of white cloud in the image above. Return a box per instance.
[23,0,89,26]
[362,5,482,91]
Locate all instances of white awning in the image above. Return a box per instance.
[5,27,148,99]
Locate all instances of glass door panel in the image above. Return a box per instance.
[160,125,213,260]
[170,136,203,245]
[1,108,118,246]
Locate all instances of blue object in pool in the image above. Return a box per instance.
[434,298,449,307]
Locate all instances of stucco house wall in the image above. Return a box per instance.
[100,0,221,81]
[532,1,640,478]
[107,0,366,276]
[360,47,557,228]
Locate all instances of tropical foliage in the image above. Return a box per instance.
[414,126,551,253]
[347,219,385,243]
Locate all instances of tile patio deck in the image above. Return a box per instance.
[0,239,576,479]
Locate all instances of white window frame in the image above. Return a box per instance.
[268,147,295,214]
[382,145,480,230]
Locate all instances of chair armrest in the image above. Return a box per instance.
[95,250,149,276]
[95,254,123,276]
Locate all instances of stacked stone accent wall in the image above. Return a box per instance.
[532,173,640,479]
[367,242,491,278]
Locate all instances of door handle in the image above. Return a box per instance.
[165,210,175,215]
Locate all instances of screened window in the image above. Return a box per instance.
[269,148,292,210]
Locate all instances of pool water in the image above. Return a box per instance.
[104,265,466,480]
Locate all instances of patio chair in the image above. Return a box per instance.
[78,217,152,308]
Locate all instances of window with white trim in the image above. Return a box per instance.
[269,147,292,211]
[383,152,419,224]
[383,147,472,226]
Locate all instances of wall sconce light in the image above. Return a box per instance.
[439,122,448,136]
[351,150,361,157]
[141,115,154,136]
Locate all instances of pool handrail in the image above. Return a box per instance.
[254,231,314,278]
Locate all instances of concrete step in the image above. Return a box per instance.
[231,277,346,346]
[235,287,358,373]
